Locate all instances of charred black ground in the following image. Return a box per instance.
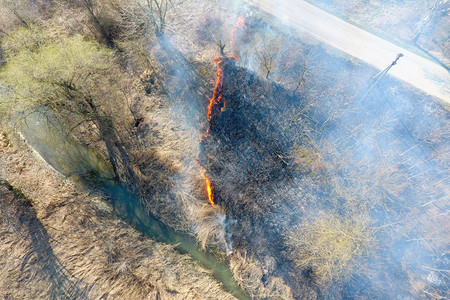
[1,0,448,299]
[197,31,449,297]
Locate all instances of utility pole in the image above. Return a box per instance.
[360,53,404,101]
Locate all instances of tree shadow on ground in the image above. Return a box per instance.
[0,181,87,299]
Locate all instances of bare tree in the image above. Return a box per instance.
[137,0,173,36]
[0,0,46,35]
[108,0,174,39]
[248,33,281,80]
[195,17,229,56]
[77,0,118,47]
[257,49,276,79]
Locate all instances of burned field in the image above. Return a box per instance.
[0,0,448,299]
[193,14,449,298]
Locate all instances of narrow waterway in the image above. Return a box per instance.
[18,112,249,300]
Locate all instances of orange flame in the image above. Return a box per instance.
[208,57,225,121]
[197,19,245,208]
[205,176,216,208]
[231,16,246,52]
[201,56,237,207]
[207,56,238,123]
[236,16,246,28]
[196,159,217,208]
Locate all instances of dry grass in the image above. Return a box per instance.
[192,203,228,249]
[286,213,374,285]
[0,129,235,299]
[229,251,294,300]
[291,144,327,179]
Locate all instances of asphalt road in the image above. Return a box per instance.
[246,0,450,103]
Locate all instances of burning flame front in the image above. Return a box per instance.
[198,17,246,207]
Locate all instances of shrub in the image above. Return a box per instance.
[286,213,374,285]
[291,144,327,176]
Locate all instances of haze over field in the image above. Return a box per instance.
[246,0,450,103]
[0,0,449,299]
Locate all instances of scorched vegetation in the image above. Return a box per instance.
[0,0,448,299]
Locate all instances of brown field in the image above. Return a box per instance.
[0,130,235,299]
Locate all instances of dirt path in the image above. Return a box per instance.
[246,0,450,103]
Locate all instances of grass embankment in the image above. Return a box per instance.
[0,129,235,299]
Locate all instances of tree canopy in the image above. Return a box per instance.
[1,27,119,119]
